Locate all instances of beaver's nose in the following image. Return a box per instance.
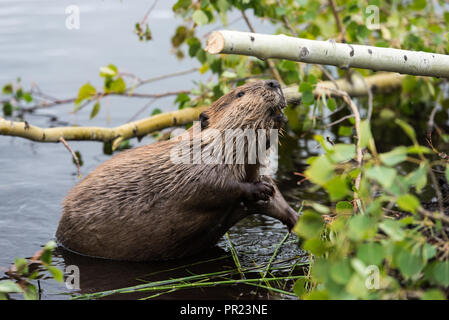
[265,80,281,90]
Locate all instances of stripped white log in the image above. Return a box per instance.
[206,30,449,78]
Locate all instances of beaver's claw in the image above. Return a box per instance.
[248,181,275,201]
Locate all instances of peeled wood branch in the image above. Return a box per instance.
[0,73,403,146]
[206,30,449,78]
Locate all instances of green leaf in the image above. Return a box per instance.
[0,280,23,293]
[395,119,416,144]
[406,162,428,193]
[422,289,446,300]
[2,83,13,95]
[434,261,449,287]
[151,108,162,116]
[294,210,324,239]
[397,249,424,278]
[293,278,308,297]
[348,215,377,241]
[192,10,209,26]
[324,175,350,201]
[99,65,118,77]
[379,146,408,166]
[301,90,314,105]
[187,39,202,58]
[303,290,329,300]
[379,219,405,241]
[328,144,356,163]
[175,93,190,104]
[41,240,56,264]
[173,0,191,11]
[396,193,420,214]
[336,201,353,215]
[221,71,237,78]
[422,243,437,261]
[14,258,28,275]
[407,145,431,154]
[356,243,385,266]
[23,92,33,103]
[338,126,352,136]
[330,259,353,285]
[346,274,368,298]
[365,166,397,189]
[303,238,327,256]
[109,77,126,93]
[275,7,287,16]
[305,155,334,185]
[75,83,96,105]
[359,120,372,149]
[327,97,336,111]
[379,109,395,120]
[46,266,64,283]
[308,202,330,214]
[90,102,100,119]
[44,240,57,251]
[411,0,427,10]
[299,82,313,93]
[402,76,418,93]
[23,284,38,300]
[3,101,12,116]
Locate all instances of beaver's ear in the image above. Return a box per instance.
[199,112,209,130]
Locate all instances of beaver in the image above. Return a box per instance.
[56,79,299,261]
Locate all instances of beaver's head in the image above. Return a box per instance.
[200,80,287,131]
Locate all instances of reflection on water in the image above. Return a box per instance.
[0,0,305,299]
[51,215,306,300]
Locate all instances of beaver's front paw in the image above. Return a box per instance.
[247,181,275,201]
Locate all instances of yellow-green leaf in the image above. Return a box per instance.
[75,83,96,105]
[90,102,101,119]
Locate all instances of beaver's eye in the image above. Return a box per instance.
[236,91,245,98]
[270,108,281,116]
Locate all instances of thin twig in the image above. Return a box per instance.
[139,0,158,26]
[323,114,353,129]
[427,80,446,138]
[59,137,81,178]
[329,88,363,211]
[418,207,449,224]
[276,0,296,36]
[327,0,345,41]
[354,71,373,121]
[240,9,284,85]
[127,98,157,122]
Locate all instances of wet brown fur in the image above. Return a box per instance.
[56,80,299,261]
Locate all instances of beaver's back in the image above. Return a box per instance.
[56,138,245,261]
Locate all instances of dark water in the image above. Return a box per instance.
[0,0,306,299]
